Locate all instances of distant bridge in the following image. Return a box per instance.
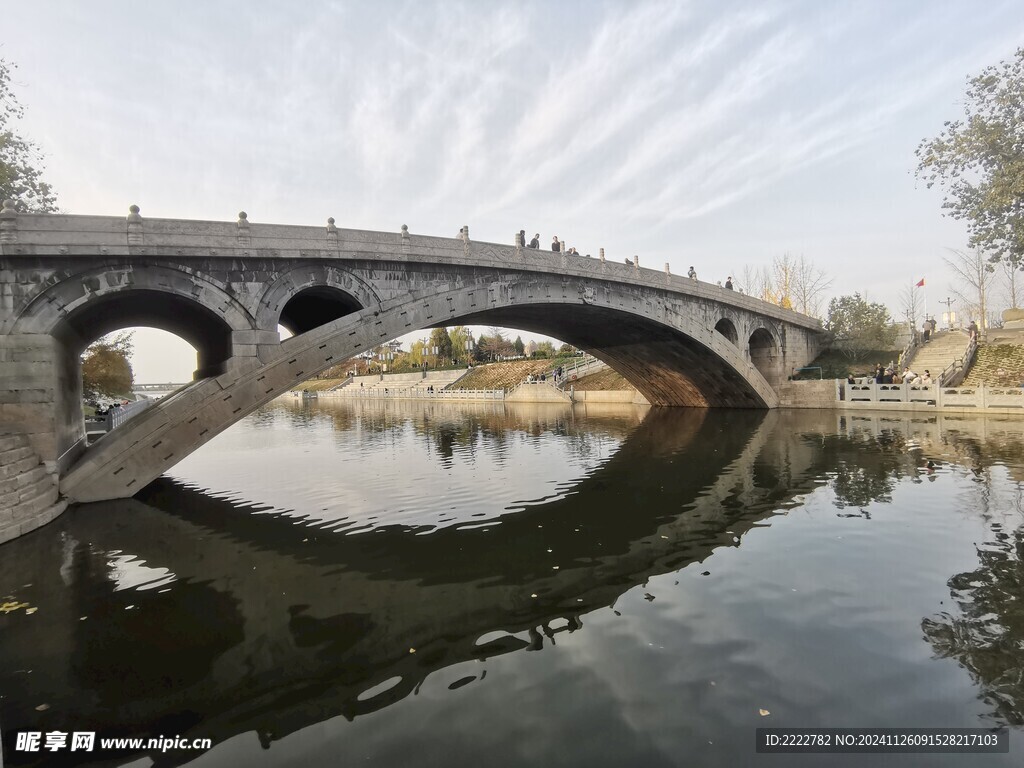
[132,382,190,398]
[0,204,825,505]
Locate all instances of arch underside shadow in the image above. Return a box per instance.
[450,304,766,408]
[279,286,363,336]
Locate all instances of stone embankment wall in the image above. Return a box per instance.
[775,380,840,409]
[571,390,650,405]
[0,430,66,545]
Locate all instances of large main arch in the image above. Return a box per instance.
[60,277,783,502]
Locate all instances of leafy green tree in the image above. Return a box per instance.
[557,343,576,356]
[513,335,525,356]
[916,48,1024,266]
[82,332,134,397]
[825,294,897,359]
[532,340,555,358]
[0,58,58,212]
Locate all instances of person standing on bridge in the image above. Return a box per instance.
[529,233,540,248]
[725,276,734,290]
[688,266,697,280]
[552,236,561,252]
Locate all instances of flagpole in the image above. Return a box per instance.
[923,279,928,328]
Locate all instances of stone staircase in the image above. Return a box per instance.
[906,331,972,382]
[0,431,66,545]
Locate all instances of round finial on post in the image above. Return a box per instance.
[401,224,409,234]
[236,211,251,245]
[0,199,18,244]
[126,204,144,245]
[327,217,336,226]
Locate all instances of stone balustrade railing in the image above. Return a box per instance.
[842,381,1024,410]
[317,388,504,401]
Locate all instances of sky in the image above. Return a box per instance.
[4,0,1022,382]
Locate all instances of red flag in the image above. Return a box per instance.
[915,278,925,288]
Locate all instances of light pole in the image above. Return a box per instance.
[938,296,956,330]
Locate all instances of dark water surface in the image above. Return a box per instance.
[3,399,1024,767]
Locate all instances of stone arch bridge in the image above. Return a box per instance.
[0,205,824,503]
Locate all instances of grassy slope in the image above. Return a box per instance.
[963,345,1024,387]
[569,367,634,391]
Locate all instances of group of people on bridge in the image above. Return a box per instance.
[518,230,590,258]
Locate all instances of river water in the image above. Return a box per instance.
[2,399,1024,767]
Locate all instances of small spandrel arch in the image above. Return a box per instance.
[278,286,364,336]
[715,318,738,345]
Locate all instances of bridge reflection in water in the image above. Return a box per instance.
[2,404,1024,765]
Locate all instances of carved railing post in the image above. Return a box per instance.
[237,211,251,247]
[326,217,338,245]
[0,199,17,244]
[665,262,671,283]
[126,204,143,246]
[401,224,410,252]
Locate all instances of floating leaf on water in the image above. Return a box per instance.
[35,704,49,712]
[701,571,711,576]
[0,602,29,614]
[759,709,771,717]
[644,593,655,601]
[25,607,37,615]
[408,648,416,654]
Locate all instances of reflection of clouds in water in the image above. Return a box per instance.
[106,552,177,592]
[167,399,629,531]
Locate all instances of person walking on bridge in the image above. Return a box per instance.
[551,236,561,252]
